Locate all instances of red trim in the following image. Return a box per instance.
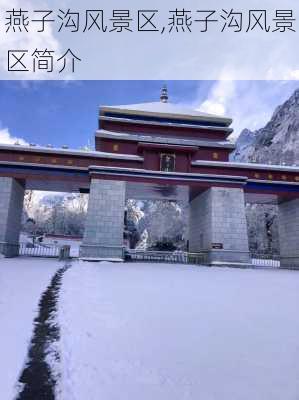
[89,172,245,189]
[191,164,299,183]
[101,120,229,141]
[137,142,198,153]
[0,147,299,197]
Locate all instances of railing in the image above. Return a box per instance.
[124,250,208,265]
[126,250,282,268]
[19,243,61,258]
[0,242,283,267]
[250,252,280,268]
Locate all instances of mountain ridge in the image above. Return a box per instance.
[232,88,299,165]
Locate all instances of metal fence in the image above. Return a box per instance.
[125,250,283,268]
[125,250,208,265]
[0,242,285,268]
[0,241,72,259]
[250,252,281,268]
[19,243,61,258]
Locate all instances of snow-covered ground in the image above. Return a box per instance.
[0,258,59,400]
[57,262,299,400]
[1,258,298,399]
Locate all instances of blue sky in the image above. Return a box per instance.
[0,81,212,148]
[0,80,298,149]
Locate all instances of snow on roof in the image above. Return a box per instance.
[96,129,235,149]
[101,115,233,134]
[192,159,299,173]
[101,102,232,125]
[0,144,143,161]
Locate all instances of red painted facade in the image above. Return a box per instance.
[190,164,299,183]
[100,120,229,141]
[0,146,298,189]
[96,134,231,168]
[0,101,298,200]
[0,148,142,169]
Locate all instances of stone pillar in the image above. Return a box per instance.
[189,187,250,266]
[80,179,126,261]
[278,198,299,268]
[0,178,25,257]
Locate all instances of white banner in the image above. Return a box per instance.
[0,0,298,80]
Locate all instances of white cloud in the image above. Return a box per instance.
[285,70,299,80]
[0,0,61,77]
[194,80,299,140]
[0,126,28,145]
[198,80,236,117]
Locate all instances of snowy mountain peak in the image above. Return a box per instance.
[232,88,299,164]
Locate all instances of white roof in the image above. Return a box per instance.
[96,130,235,149]
[101,102,232,125]
[0,144,143,161]
[192,159,299,173]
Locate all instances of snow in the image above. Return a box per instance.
[102,102,231,123]
[0,143,142,161]
[192,159,299,172]
[97,129,234,149]
[0,258,60,400]
[19,233,82,258]
[42,237,81,258]
[57,261,299,400]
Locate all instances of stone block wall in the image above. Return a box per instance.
[189,189,211,252]
[0,177,25,257]
[278,198,299,268]
[80,179,126,260]
[189,187,250,265]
